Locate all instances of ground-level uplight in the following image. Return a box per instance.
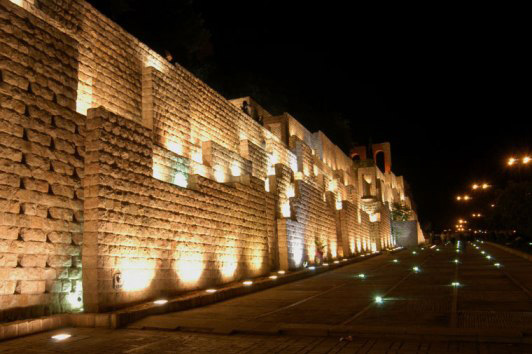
[206,289,217,293]
[323,263,329,266]
[494,263,501,267]
[269,275,278,280]
[52,334,71,341]
[375,296,383,304]
[451,282,460,287]
[243,280,253,286]
[412,266,420,273]
[278,270,286,275]
[358,273,366,279]
[308,266,316,270]
[412,251,417,255]
[153,299,168,305]
[334,260,340,264]
[393,259,399,263]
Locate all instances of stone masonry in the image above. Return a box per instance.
[0,0,422,319]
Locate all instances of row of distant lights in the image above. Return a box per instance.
[52,249,398,341]
[508,156,530,166]
[473,242,501,268]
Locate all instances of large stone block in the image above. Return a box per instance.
[21,178,48,193]
[20,254,47,268]
[19,229,46,242]
[0,280,16,295]
[0,226,19,240]
[47,255,72,268]
[0,253,17,267]
[17,280,46,294]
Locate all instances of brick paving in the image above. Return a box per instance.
[1,327,529,353]
[1,243,531,353]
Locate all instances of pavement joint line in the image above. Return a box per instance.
[484,244,532,299]
[339,251,435,325]
[252,252,399,320]
[450,248,460,328]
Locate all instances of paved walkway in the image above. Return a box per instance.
[131,242,532,331]
[1,242,531,353]
[0,327,528,353]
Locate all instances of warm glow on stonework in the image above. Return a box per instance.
[0,0,424,324]
[230,161,241,176]
[165,139,184,155]
[119,258,156,291]
[145,55,164,71]
[287,184,295,198]
[281,202,291,217]
[213,165,226,182]
[173,172,188,188]
[219,239,239,280]
[175,244,205,286]
[292,237,304,267]
[191,150,203,164]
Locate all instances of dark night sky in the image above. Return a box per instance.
[87,0,531,231]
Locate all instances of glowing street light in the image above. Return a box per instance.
[375,296,383,304]
[358,273,366,279]
[508,156,531,166]
[456,195,471,201]
[412,266,420,273]
[451,282,460,287]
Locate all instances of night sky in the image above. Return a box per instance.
[87,0,530,231]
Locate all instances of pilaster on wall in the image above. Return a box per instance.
[0,0,84,320]
[83,107,154,312]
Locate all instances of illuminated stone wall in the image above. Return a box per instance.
[83,108,274,312]
[0,0,84,320]
[0,0,419,317]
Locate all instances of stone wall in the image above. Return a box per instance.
[0,0,417,319]
[392,221,423,247]
[0,0,84,320]
[83,108,275,312]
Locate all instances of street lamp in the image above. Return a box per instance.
[508,156,530,166]
[456,195,471,201]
